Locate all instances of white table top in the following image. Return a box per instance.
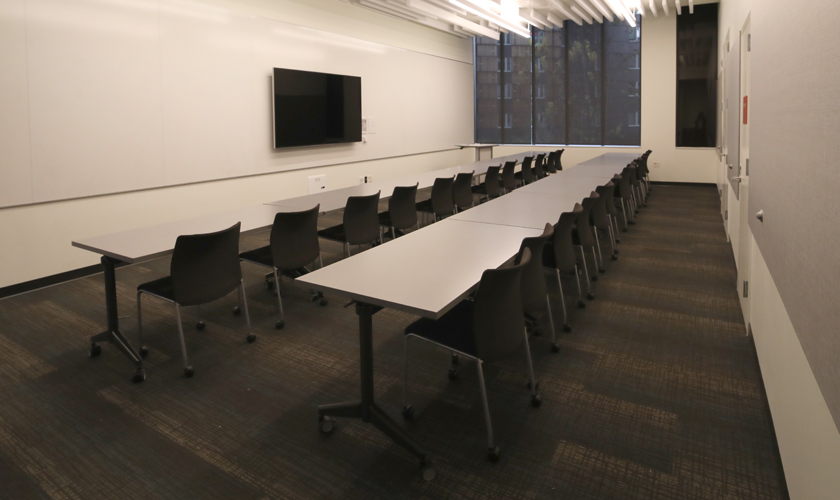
[455,143,500,148]
[296,219,541,319]
[576,152,638,169]
[514,172,611,196]
[264,152,542,212]
[72,204,300,264]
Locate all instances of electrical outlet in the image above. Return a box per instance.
[366,176,373,183]
[307,174,327,194]
[359,176,365,185]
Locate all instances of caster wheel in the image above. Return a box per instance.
[246,334,256,344]
[599,268,605,274]
[563,324,572,333]
[577,300,586,309]
[448,368,458,381]
[450,353,459,366]
[319,297,328,306]
[275,320,285,330]
[612,255,618,261]
[402,405,415,420]
[532,394,542,408]
[526,380,540,390]
[591,275,598,282]
[587,293,595,300]
[616,238,621,243]
[551,343,560,353]
[183,366,195,378]
[487,446,501,463]
[196,321,206,331]
[89,343,101,358]
[319,415,335,434]
[132,369,146,384]
[139,346,149,358]
[232,306,241,316]
[421,463,436,481]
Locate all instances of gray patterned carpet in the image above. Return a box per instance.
[0,184,788,499]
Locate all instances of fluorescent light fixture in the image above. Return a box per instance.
[450,0,530,37]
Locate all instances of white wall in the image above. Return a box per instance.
[718,0,840,498]
[497,12,719,183]
[0,0,475,288]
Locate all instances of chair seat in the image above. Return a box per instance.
[138,275,175,301]
[404,300,477,357]
[239,245,273,267]
[472,183,501,195]
[415,199,434,214]
[378,211,393,227]
[317,223,347,243]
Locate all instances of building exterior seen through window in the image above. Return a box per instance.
[676,3,718,147]
[475,15,642,146]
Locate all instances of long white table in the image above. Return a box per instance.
[71,204,301,382]
[265,151,542,212]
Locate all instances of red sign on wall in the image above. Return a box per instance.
[743,96,748,125]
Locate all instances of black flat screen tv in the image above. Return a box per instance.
[272,68,362,149]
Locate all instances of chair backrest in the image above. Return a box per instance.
[590,186,612,230]
[520,156,534,184]
[575,192,599,246]
[556,149,565,171]
[484,165,502,198]
[545,204,582,273]
[546,152,557,174]
[472,248,530,363]
[430,177,455,217]
[453,171,475,209]
[616,169,633,200]
[270,205,321,272]
[501,161,517,192]
[596,181,618,217]
[534,154,546,179]
[171,222,242,306]
[388,184,418,230]
[344,192,381,245]
[516,224,554,313]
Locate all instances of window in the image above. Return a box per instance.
[676,3,718,147]
[630,27,640,42]
[478,16,641,146]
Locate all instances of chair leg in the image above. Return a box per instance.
[554,269,570,331]
[447,351,458,380]
[607,225,618,259]
[545,295,559,352]
[475,360,497,459]
[593,231,605,271]
[391,227,396,240]
[611,215,621,243]
[173,303,193,377]
[195,304,204,330]
[577,247,594,299]
[573,265,585,308]
[592,247,602,274]
[239,280,255,343]
[403,335,412,411]
[272,268,285,330]
[522,327,540,407]
[318,255,324,269]
[136,291,148,356]
[619,201,629,230]
[344,242,350,258]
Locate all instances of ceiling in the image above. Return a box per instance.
[340,0,715,39]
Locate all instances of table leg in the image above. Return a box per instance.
[89,256,146,383]
[318,302,433,479]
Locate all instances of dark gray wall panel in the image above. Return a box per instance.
[750,0,840,430]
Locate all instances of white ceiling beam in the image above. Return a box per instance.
[547,0,584,26]
[589,0,615,21]
[409,0,501,37]
[662,0,669,16]
[575,0,603,23]
[688,0,693,14]
[649,0,657,16]
[359,0,424,20]
[530,9,551,27]
[546,11,567,28]
[570,4,593,24]
[426,0,468,15]
[635,0,646,16]
[519,8,547,29]
[675,0,681,15]
[449,0,531,37]
[604,0,626,21]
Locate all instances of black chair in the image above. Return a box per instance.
[318,192,382,258]
[416,177,455,225]
[501,161,518,194]
[533,153,547,179]
[594,182,620,257]
[555,149,565,171]
[472,165,503,203]
[632,159,648,205]
[402,249,540,462]
[240,205,326,330]
[379,184,418,240]
[514,156,534,186]
[543,205,586,325]
[545,151,557,174]
[572,192,600,292]
[453,171,475,212]
[136,222,254,378]
[615,167,637,228]
[518,224,560,352]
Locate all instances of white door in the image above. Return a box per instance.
[737,18,752,328]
